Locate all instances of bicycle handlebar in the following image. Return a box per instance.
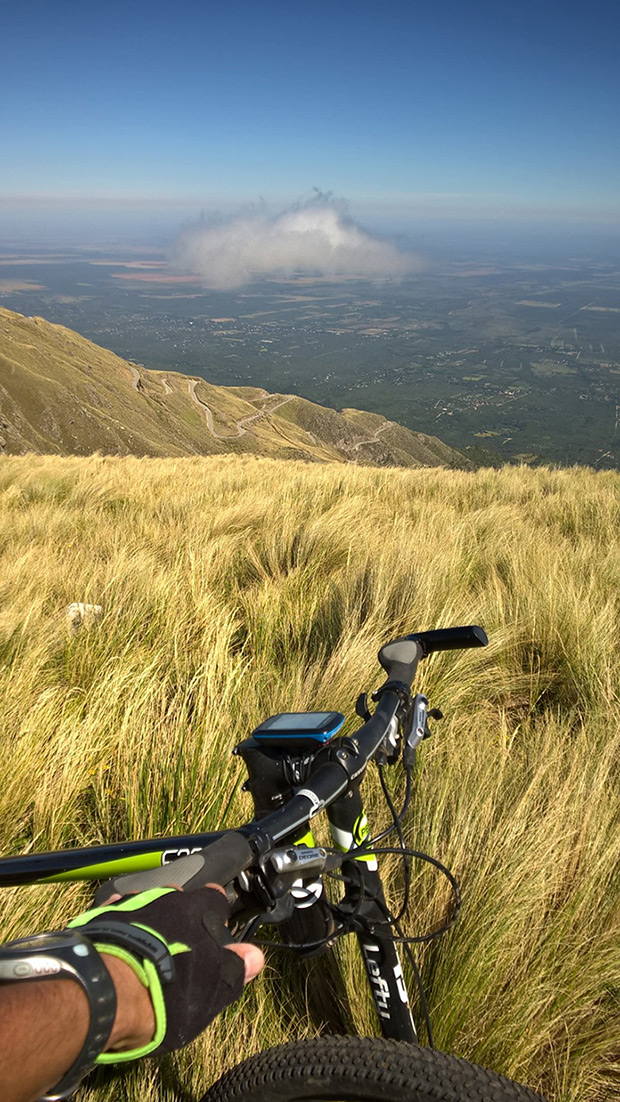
[98,692,403,899]
[1,625,487,900]
[407,625,488,655]
[254,692,401,846]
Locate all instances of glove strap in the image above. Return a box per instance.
[90,943,166,1062]
[68,890,188,1065]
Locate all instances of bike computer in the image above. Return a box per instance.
[251,711,345,749]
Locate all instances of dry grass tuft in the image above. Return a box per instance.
[0,454,618,1101]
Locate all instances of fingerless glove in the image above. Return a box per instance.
[67,885,245,1061]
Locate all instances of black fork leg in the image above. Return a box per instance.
[356,901,417,1042]
[328,787,418,1043]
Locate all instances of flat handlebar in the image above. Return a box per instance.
[9,625,487,900]
[97,692,402,898]
[96,832,254,899]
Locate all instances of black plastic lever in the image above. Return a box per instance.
[407,625,488,655]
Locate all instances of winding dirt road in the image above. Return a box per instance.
[128,368,390,455]
[187,380,295,439]
[346,420,395,452]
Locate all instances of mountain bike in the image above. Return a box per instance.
[0,626,547,1101]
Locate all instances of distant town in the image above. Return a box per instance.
[1,246,619,468]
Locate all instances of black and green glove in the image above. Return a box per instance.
[67,885,245,1063]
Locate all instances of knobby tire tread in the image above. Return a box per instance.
[201,1036,547,1102]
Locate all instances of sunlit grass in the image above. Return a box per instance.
[0,454,618,1100]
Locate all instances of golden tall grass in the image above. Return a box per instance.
[0,454,618,1101]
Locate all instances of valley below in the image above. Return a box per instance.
[1,242,619,468]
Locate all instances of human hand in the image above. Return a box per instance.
[69,881,265,1056]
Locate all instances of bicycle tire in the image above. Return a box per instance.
[200,1036,547,1102]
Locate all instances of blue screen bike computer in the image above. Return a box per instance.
[251,711,345,750]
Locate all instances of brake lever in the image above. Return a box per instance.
[403,694,430,768]
[235,846,342,930]
[372,714,400,766]
[355,692,372,722]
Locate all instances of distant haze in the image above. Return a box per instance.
[172,194,419,289]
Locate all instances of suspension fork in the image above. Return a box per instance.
[235,737,417,1039]
[327,786,418,1042]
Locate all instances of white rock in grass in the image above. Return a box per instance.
[67,602,103,632]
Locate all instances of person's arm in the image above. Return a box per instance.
[0,953,154,1102]
[0,880,264,1102]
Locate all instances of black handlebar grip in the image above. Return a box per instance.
[93,832,254,904]
[407,625,488,655]
[377,637,423,688]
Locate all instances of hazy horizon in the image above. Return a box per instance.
[2,194,620,268]
[2,0,619,253]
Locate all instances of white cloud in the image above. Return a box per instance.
[172,192,419,289]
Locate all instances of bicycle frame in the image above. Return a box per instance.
[0,627,489,1049]
[0,738,417,1043]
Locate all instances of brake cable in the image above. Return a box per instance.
[377,762,412,923]
[349,845,462,942]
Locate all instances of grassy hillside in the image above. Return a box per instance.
[0,307,467,468]
[0,454,618,1102]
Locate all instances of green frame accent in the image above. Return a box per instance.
[42,852,165,883]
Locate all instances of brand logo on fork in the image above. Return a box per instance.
[361,941,391,1019]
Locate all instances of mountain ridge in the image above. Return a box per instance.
[0,307,469,468]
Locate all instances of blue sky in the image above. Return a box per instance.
[2,0,619,226]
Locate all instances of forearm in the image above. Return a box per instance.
[0,955,154,1102]
[0,884,263,1102]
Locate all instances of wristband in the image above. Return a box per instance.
[0,929,117,1100]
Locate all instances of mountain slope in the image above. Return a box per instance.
[0,308,468,468]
